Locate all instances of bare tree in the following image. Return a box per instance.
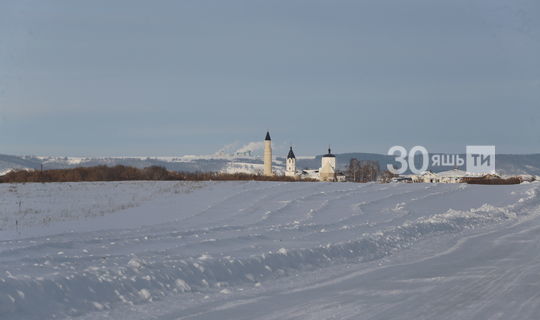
[346,159,380,182]
[346,158,361,182]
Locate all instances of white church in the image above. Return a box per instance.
[263,131,339,182]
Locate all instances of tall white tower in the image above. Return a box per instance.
[285,146,296,177]
[264,131,273,176]
[319,148,336,181]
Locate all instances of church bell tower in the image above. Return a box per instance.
[285,146,296,177]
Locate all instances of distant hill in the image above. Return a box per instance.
[2,153,540,176]
[0,155,42,174]
[0,154,235,174]
[297,153,540,176]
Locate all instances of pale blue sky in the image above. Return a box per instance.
[1,0,539,157]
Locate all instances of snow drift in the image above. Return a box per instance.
[1,181,539,319]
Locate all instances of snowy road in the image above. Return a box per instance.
[1,181,539,319]
[164,212,540,320]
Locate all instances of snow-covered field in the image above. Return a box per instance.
[1,181,540,319]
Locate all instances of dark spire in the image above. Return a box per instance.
[265,131,271,141]
[287,146,296,159]
[323,147,335,158]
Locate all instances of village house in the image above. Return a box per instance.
[436,169,468,183]
[408,169,485,183]
[411,170,439,183]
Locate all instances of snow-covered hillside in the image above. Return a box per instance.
[4,152,540,176]
[1,181,540,319]
[0,154,287,176]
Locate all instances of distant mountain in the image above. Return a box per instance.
[1,153,540,176]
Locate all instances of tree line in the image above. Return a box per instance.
[1,161,401,184]
[0,165,315,183]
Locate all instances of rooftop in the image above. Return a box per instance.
[322,148,335,158]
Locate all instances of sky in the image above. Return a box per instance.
[1,0,539,157]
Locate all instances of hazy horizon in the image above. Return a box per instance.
[3,141,540,159]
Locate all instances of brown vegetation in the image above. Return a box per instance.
[0,166,316,183]
[462,176,521,185]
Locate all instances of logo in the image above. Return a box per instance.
[466,146,495,174]
[387,145,496,175]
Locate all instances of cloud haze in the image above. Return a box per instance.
[0,0,539,156]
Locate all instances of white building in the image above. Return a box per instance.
[436,169,468,183]
[285,146,297,177]
[301,169,319,180]
[409,169,472,183]
[411,170,438,183]
[319,148,337,182]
